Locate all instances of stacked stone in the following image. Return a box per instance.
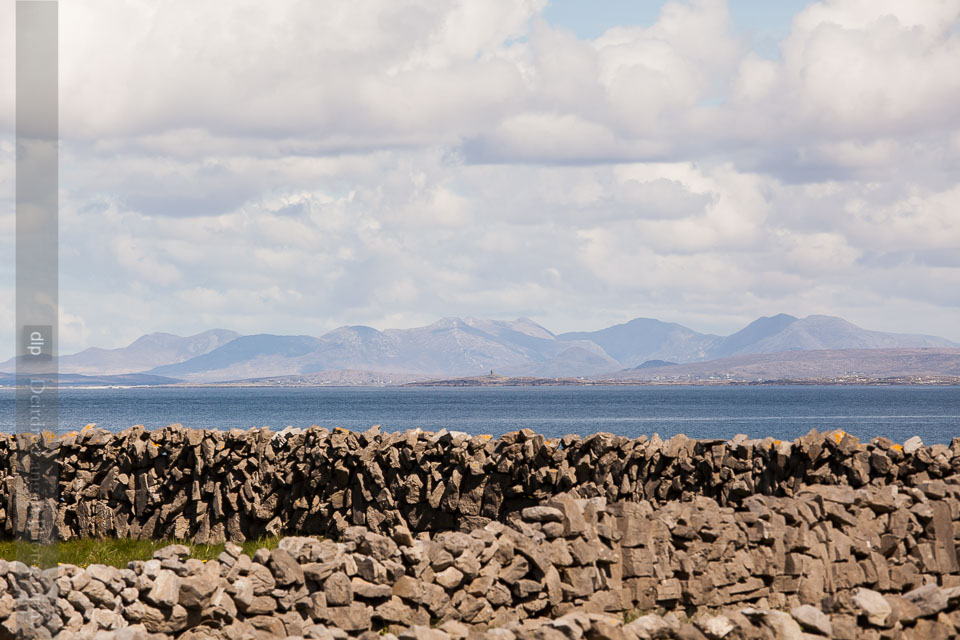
[604,483,960,638]
[1,425,957,544]
[30,500,629,638]
[0,482,957,639]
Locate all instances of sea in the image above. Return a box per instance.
[0,385,959,444]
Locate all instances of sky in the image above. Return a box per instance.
[2,0,960,356]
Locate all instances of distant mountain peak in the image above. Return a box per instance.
[718,314,956,356]
[430,317,469,330]
[709,314,799,359]
[462,317,556,340]
[331,325,383,336]
[129,328,239,348]
[633,359,678,369]
[558,316,720,366]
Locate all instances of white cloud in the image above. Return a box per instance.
[37,147,960,350]
[776,231,861,276]
[843,184,960,252]
[775,0,960,137]
[0,0,953,169]
[1,0,960,355]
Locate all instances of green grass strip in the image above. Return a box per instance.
[0,535,287,569]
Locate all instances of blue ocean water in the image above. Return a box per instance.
[0,385,958,444]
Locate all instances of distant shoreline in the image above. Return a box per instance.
[2,375,960,390]
[403,375,960,387]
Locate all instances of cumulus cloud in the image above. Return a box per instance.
[1,0,959,356]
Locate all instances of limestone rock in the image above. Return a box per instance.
[145,570,181,608]
[324,572,353,606]
[790,604,831,636]
[179,575,217,609]
[269,548,306,586]
[852,588,892,627]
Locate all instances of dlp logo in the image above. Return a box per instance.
[28,332,44,355]
[23,325,52,359]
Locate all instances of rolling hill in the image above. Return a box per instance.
[611,348,960,381]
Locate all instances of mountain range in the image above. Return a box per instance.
[1,314,956,383]
[0,329,240,376]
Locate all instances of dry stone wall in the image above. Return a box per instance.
[3,483,960,639]
[0,425,956,543]
[2,425,960,638]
